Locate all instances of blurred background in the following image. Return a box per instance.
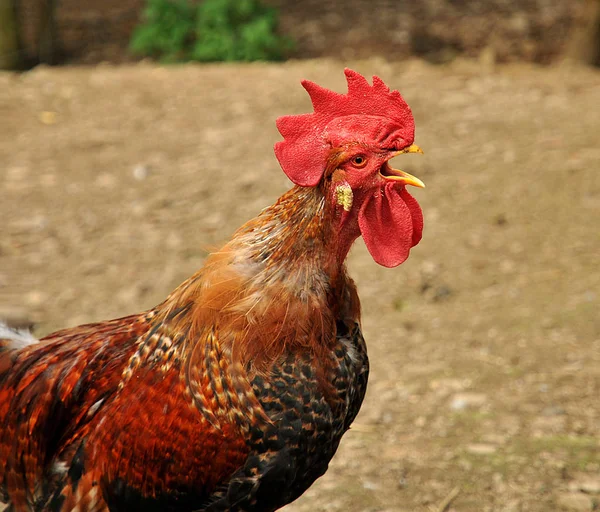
[1,0,600,67]
[1,1,599,511]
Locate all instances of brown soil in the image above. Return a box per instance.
[1,59,599,511]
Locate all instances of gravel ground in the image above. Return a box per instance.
[1,59,599,511]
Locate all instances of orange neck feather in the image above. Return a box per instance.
[156,185,361,374]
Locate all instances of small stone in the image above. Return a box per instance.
[466,443,497,455]
[133,164,150,181]
[432,286,453,302]
[450,392,488,410]
[39,111,57,125]
[556,492,593,511]
[361,480,379,490]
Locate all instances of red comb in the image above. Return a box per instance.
[274,69,415,187]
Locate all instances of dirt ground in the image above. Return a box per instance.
[1,59,599,511]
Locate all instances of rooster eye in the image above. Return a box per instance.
[350,155,368,168]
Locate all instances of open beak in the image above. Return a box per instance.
[380,144,426,188]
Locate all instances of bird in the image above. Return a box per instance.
[0,68,425,512]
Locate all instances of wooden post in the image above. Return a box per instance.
[0,0,22,69]
[37,0,60,64]
[565,0,600,66]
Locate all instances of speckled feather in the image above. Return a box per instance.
[0,311,367,512]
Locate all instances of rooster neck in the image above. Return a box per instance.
[229,185,357,294]
[152,185,362,424]
[158,185,361,362]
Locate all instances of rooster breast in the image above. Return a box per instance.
[203,320,369,512]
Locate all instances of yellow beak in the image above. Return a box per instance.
[382,144,426,188]
[400,144,424,155]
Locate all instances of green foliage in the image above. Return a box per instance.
[130,0,293,63]
[129,0,195,62]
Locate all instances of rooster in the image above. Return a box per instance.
[0,69,425,512]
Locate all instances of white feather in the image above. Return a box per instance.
[0,321,39,349]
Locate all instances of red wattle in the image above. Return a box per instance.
[399,186,424,247]
[358,183,423,268]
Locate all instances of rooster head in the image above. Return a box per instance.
[274,68,425,268]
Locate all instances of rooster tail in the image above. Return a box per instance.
[0,322,38,382]
[0,322,39,352]
[0,323,39,507]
